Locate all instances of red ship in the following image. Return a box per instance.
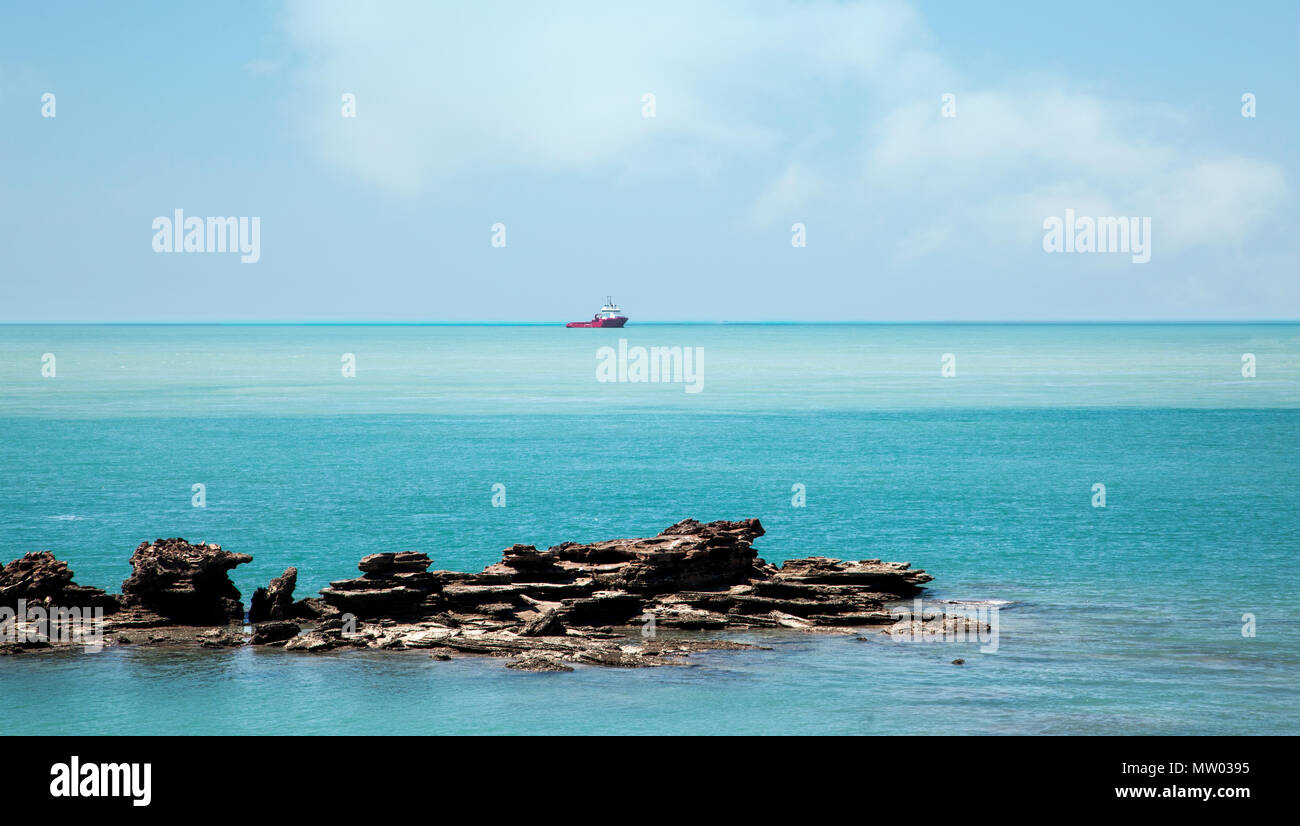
[566,297,628,328]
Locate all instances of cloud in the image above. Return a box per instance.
[283,0,1287,262]
[282,0,933,190]
[866,88,1286,257]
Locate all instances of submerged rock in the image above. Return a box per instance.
[119,538,252,625]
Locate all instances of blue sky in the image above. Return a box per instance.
[1,0,1296,321]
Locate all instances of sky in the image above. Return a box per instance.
[0,0,1297,322]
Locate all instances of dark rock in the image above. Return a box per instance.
[561,592,645,626]
[119,538,252,625]
[251,620,301,645]
[0,640,52,655]
[358,551,433,574]
[248,567,297,623]
[0,551,119,612]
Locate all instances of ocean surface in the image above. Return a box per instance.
[1,323,1297,735]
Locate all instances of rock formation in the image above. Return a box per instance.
[4,520,981,669]
[0,551,118,612]
[301,518,943,667]
[318,552,435,619]
[249,567,297,623]
[119,538,251,625]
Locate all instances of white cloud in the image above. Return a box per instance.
[866,88,1286,257]
[282,0,932,190]
[283,0,1287,262]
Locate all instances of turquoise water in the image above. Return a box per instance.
[1,324,1297,734]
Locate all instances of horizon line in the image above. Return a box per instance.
[1,319,1299,326]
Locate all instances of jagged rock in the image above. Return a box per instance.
[248,567,297,623]
[119,538,251,625]
[518,608,566,637]
[251,620,301,645]
[0,552,119,612]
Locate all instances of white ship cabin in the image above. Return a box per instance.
[598,297,624,318]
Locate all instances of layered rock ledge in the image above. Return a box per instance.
[2,519,981,668]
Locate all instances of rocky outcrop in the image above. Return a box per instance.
[0,551,119,612]
[119,538,251,625]
[249,567,297,623]
[6,520,978,669]
[292,518,945,667]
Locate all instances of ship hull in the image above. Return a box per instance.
[566,317,627,328]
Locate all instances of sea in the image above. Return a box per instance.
[0,323,1296,735]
